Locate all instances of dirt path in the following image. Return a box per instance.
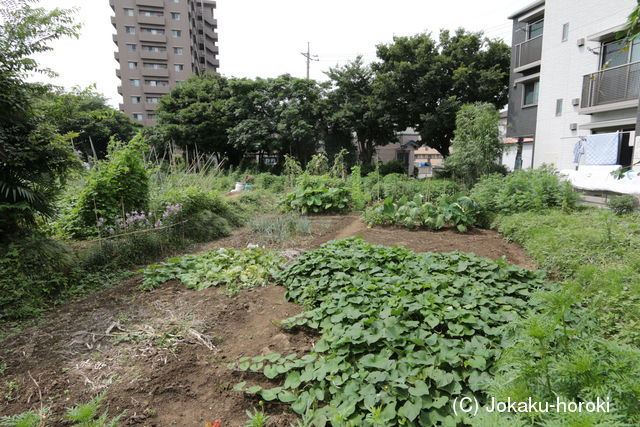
[0,214,533,426]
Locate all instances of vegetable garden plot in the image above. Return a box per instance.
[230,238,544,426]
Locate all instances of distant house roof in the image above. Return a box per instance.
[508,0,545,19]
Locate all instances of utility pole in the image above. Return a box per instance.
[301,42,319,79]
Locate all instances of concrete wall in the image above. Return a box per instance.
[533,0,637,169]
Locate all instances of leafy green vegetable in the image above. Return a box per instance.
[141,248,282,294]
[364,194,479,231]
[230,238,543,425]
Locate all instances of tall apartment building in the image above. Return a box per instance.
[110,0,219,126]
[507,0,640,171]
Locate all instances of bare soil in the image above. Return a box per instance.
[0,214,532,426]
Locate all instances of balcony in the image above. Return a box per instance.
[138,15,165,26]
[139,32,167,43]
[205,28,218,41]
[581,61,640,110]
[513,35,542,71]
[136,0,163,7]
[142,68,169,78]
[140,50,168,60]
[143,84,171,94]
[144,102,159,111]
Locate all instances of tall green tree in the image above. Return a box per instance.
[0,0,80,236]
[156,73,239,164]
[444,102,503,187]
[37,86,141,159]
[227,75,325,166]
[374,29,510,157]
[325,57,396,165]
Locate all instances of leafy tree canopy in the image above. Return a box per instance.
[0,0,80,237]
[325,56,396,165]
[374,29,510,157]
[37,85,141,159]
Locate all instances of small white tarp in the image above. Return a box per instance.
[560,165,640,195]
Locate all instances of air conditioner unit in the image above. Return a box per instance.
[577,38,585,47]
[570,123,578,131]
[572,98,580,106]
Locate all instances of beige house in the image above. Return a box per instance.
[374,129,444,178]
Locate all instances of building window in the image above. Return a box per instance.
[171,12,181,20]
[141,28,164,35]
[140,10,163,17]
[523,80,539,106]
[601,38,640,69]
[148,114,157,120]
[145,63,168,69]
[171,29,182,37]
[146,97,160,103]
[602,39,628,68]
[145,80,169,86]
[130,79,140,87]
[124,8,134,16]
[128,61,137,69]
[131,96,141,104]
[555,99,563,116]
[527,19,544,39]
[133,113,143,121]
[174,64,184,71]
[562,23,569,42]
[126,43,136,52]
[125,26,135,34]
[143,45,166,52]
[169,0,179,3]
[174,47,183,54]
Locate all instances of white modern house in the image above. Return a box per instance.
[507,0,640,193]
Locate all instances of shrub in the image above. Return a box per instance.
[378,160,407,176]
[156,186,241,242]
[0,234,77,319]
[282,175,351,214]
[253,173,287,193]
[608,195,637,215]
[65,136,149,238]
[364,194,480,231]
[230,238,544,425]
[444,103,503,188]
[471,167,579,222]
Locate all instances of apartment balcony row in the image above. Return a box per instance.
[136,0,163,7]
[513,35,542,72]
[138,15,166,26]
[143,84,171,94]
[581,61,640,112]
[140,50,168,60]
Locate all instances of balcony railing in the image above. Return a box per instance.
[514,35,542,69]
[581,61,640,109]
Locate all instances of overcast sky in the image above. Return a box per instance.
[31,0,533,108]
